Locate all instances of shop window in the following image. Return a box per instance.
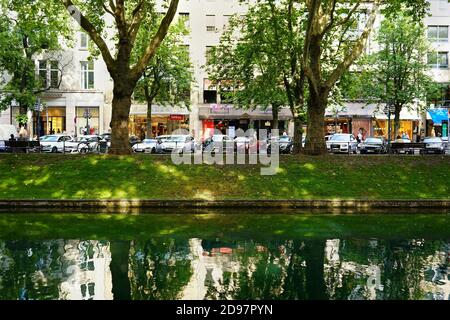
[76,107,100,135]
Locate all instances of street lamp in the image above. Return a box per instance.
[34,98,44,143]
[83,108,92,135]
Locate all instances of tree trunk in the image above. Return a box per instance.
[304,89,327,155]
[393,105,401,139]
[110,84,134,155]
[304,240,328,300]
[292,117,303,154]
[272,105,279,130]
[110,241,131,300]
[146,99,153,138]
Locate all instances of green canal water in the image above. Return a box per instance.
[0,212,449,300]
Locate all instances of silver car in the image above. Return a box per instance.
[326,134,358,154]
[159,135,195,153]
[132,138,159,153]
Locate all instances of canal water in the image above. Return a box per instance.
[0,212,449,300]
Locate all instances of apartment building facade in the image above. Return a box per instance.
[0,0,448,140]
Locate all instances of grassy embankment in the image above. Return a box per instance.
[0,154,449,200]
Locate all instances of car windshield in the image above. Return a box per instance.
[143,139,156,144]
[156,136,171,142]
[79,137,96,142]
[40,136,59,142]
[365,138,382,144]
[279,136,291,142]
[330,134,350,142]
[424,137,442,143]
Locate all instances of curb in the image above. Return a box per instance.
[1,199,450,209]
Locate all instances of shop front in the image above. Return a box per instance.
[426,108,449,138]
[33,106,66,136]
[199,104,293,139]
[372,119,418,140]
[75,107,100,136]
[129,104,190,139]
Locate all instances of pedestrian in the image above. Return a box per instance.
[9,134,16,142]
[357,130,363,143]
[19,126,28,140]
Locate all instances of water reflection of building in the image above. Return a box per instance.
[181,238,240,300]
[59,240,113,300]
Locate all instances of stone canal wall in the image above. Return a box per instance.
[1,199,450,210]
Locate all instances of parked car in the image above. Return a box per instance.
[234,136,251,153]
[40,134,75,153]
[420,137,447,154]
[159,135,195,153]
[359,137,387,154]
[132,138,159,153]
[267,135,293,154]
[203,135,234,153]
[392,138,414,154]
[326,134,358,154]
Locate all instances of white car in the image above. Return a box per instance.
[326,133,358,154]
[132,138,159,153]
[159,135,196,153]
[40,134,75,153]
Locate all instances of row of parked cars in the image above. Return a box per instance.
[326,133,449,154]
[131,134,300,154]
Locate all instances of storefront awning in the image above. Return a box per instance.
[198,105,293,120]
[325,102,421,120]
[426,108,449,124]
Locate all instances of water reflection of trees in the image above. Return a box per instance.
[0,238,448,300]
[128,239,192,300]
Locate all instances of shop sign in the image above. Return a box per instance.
[169,115,185,121]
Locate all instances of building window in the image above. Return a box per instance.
[205,46,214,64]
[81,61,95,89]
[80,32,88,50]
[427,26,448,43]
[179,12,190,28]
[38,60,59,89]
[206,15,215,32]
[39,60,48,88]
[50,61,59,88]
[428,52,449,69]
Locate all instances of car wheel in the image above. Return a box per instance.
[51,146,58,153]
[79,147,87,154]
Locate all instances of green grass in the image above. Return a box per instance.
[0,154,449,200]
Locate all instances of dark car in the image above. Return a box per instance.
[359,137,386,154]
[392,138,415,154]
[420,137,447,154]
[267,135,293,154]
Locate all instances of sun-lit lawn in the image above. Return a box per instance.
[0,154,449,200]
